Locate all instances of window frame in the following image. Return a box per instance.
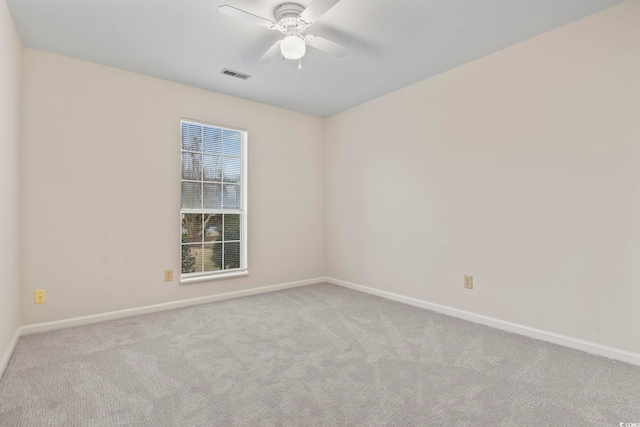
[179,118,248,284]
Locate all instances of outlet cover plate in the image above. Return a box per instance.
[34,290,46,304]
[464,275,473,290]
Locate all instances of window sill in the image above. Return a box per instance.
[180,270,248,285]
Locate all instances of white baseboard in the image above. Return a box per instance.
[0,328,21,379]
[20,277,325,336]
[326,277,640,367]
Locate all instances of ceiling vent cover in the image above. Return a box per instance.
[221,68,251,80]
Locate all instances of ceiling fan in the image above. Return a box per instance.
[219,0,349,67]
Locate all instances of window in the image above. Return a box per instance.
[180,120,247,282]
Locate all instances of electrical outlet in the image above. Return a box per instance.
[464,275,473,290]
[164,270,173,282]
[34,290,46,304]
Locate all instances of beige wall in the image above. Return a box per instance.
[20,49,325,324]
[0,0,22,358]
[325,1,640,354]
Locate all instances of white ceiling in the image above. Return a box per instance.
[7,0,625,117]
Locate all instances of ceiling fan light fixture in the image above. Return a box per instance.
[280,35,306,60]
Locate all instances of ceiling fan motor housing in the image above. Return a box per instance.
[275,3,304,21]
[273,3,307,35]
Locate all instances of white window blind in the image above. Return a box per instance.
[180,120,247,281]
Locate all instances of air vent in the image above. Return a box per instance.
[221,68,251,80]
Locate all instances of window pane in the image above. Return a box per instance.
[203,183,222,209]
[182,152,202,180]
[204,214,222,242]
[193,244,204,272]
[203,243,222,272]
[223,184,240,209]
[207,243,222,270]
[223,157,241,184]
[224,214,240,241]
[223,129,241,156]
[181,214,202,243]
[203,126,222,154]
[182,123,202,151]
[203,155,222,182]
[181,244,199,274]
[181,182,201,209]
[224,242,240,269]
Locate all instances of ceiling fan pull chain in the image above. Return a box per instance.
[299,59,302,70]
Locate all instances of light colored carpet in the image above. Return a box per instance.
[1,283,638,426]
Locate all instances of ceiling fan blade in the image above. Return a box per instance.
[257,40,282,63]
[219,5,276,28]
[298,0,341,25]
[305,35,348,58]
